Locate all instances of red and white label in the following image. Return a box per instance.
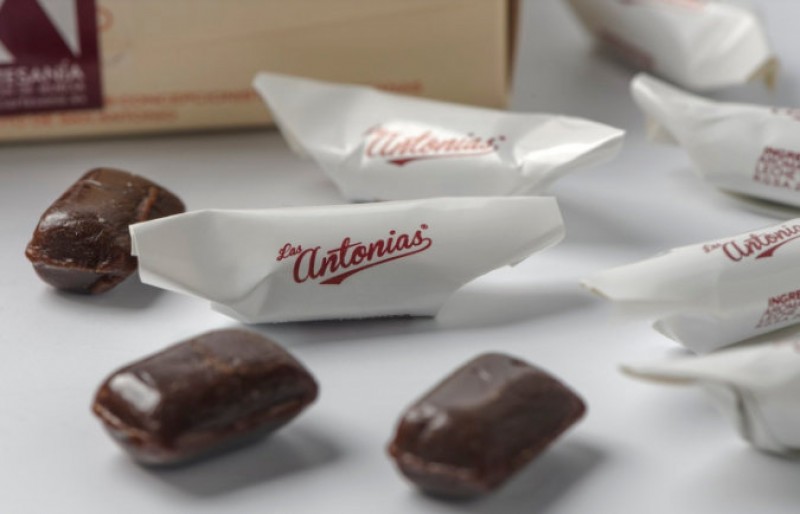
[702,223,800,262]
[754,146,800,190]
[363,125,505,167]
[756,288,800,329]
[276,224,433,285]
[0,0,102,116]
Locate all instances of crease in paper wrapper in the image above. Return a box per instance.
[582,218,800,353]
[567,0,776,91]
[622,341,800,454]
[631,73,800,209]
[130,197,564,323]
[252,72,624,201]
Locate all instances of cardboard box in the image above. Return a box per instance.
[0,0,516,142]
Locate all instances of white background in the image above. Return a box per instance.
[3,1,800,513]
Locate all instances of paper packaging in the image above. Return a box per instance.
[129,197,564,323]
[632,73,800,209]
[566,0,776,91]
[252,73,624,201]
[623,341,800,455]
[0,0,516,142]
[582,219,800,354]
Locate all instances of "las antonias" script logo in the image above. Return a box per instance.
[703,223,800,262]
[276,224,433,285]
[363,125,505,167]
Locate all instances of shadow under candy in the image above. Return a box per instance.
[408,438,605,514]
[435,280,596,330]
[51,277,164,310]
[465,439,605,514]
[255,316,438,347]
[253,279,596,347]
[717,191,800,221]
[137,425,341,498]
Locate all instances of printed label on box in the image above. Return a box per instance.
[0,0,101,116]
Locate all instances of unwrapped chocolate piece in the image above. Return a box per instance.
[25,168,185,294]
[583,218,800,353]
[92,329,318,465]
[252,72,623,201]
[388,353,586,497]
[632,73,800,208]
[129,197,565,323]
[567,0,776,90]
[623,340,800,454]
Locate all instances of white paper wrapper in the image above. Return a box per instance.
[567,0,776,91]
[583,219,800,353]
[622,341,800,454]
[130,197,564,323]
[633,73,800,208]
[252,72,624,201]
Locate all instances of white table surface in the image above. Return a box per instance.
[3,1,800,513]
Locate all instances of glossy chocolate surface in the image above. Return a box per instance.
[388,353,586,497]
[92,329,318,465]
[25,168,185,294]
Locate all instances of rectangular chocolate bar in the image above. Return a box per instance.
[25,168,185,294]
[92,329,318,465]
[388,353,586,497]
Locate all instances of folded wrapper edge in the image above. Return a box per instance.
[621,359,794,454]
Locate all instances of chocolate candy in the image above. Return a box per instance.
[25,168,185,294]
[388,353,586,497]
[92,329,318,465]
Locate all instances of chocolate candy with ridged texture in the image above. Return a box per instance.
[91,329,318,465]
[25,168,185,294]
[388,353,586,497]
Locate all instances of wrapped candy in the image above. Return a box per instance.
[130,197,564,323]
[582,219,800,353]
[567,0,776,90]
[252,72,623,201]
[632,73,800,208]
[623,340,800,454]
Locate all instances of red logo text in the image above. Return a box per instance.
[364,125,504,166]
[702,224,800,262]
[278,224,433,285]
[757,288,800,329]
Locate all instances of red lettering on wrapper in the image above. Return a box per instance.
[277,224,433,285]
[754,146,800,190]
[276,243,302,261]
[363,125,505,166]
[704,224,800,262]
[756,288,800,329]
